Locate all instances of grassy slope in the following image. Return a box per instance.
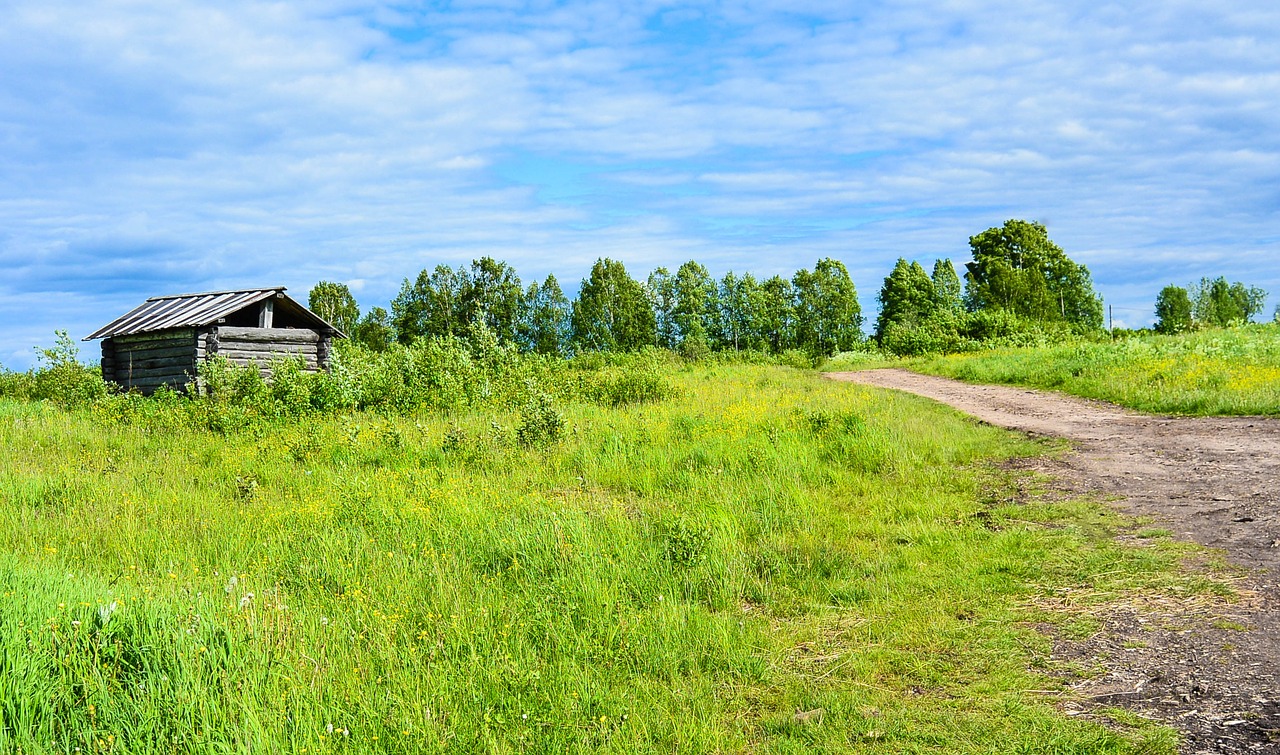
[0,364,1217,753]
[905,323,1280,416]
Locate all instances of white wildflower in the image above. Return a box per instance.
[238,593,254,610]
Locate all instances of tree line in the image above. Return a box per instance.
[312,256,866,358]
[309,219,1270,359]
[1153,278,1269,334]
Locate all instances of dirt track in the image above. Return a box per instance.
[826,369,1280,754]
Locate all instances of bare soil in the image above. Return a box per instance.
[826,369,1280,754]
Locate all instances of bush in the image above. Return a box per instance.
[516,389,565,448]
[29,331,109,407]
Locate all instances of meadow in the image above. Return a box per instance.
[0,360,1226,753]
[901,323,1280,416]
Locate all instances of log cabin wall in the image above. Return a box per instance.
[205,326,323,372]
[108,328,198,393]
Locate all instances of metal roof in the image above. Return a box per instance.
[85,287,339,340]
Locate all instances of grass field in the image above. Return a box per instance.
[0,363,1224,753]
[901,323,1280,416]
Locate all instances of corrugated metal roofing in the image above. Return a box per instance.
[85,287,304,340]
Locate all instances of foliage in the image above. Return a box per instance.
[576,349,676,407]
[571,258,657,353]
[715,271,762,352]
[1153,285,1192,334]
[515,387,566,448]
[351,305,394,351]
[672,260,715,353]
[1188,276,1267,327]
[646,267,678,350]
[875,258,938,341]
[931,259,963,313]
[912,322,1280,416]
[792,258,863,356]
[390,258,524,345]
[964,219,1104,331]
[391,263,466,342]
[520,274,572,357]
[0,363,1204,753]
[308,280,360,335]
[1,331,113,407]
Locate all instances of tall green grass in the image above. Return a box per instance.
[908,323,1280,415]
[0,365,1208,752]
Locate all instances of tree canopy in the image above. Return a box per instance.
[308,281,360,335]
[1189,277,1267,327]
[571,258,656,353]
[1153,285,1192,334]
[793,258,863,355]
[875,258,937,341]
[964,219,1103,331]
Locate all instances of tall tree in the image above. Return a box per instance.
[352,306,393,351]
[521,274,571,356]
[571,258,656,352]
[1189,277,1267,327]
[758,275,796,352]
[793,258,863,355]
[964,219,1103,330]
[717,271,758,352]
[673,261,715,352]
[391,264,466,343]
[1153,285,1193,334]
[308,281,360,335]
[875,259,936,342]
[463,257,523,344]
[930,259,963,313]
[647,267,678,350]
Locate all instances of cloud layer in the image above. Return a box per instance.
[2,0,1277,365]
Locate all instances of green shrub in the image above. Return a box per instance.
[516,389,565,448]
[30,331,109,407]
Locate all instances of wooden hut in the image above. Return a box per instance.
[84,287,345,394]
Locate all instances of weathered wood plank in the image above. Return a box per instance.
[114,329,196,346]
[113,366,195,382]
[217,326,319,344]
[113,345,195,362]
[122,374,190,385]
[218,351,317,364]
[215,341,318,354]
[113,358,197,374]
[118,374,191,386]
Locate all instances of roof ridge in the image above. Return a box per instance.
[146,286,286,301]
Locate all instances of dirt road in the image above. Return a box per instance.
[826,369,1280,754]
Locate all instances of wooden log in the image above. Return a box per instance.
[113,366,195,382]
[117,375,192,390]
[215,341,318,354]
[113,329,196,346]
[113,345,195,362]
[217,353,317,367]
[119,374,191,387]
[113,358,197,374]
[216,326,319,344]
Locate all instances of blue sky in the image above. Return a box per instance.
[2,0,1278,368]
